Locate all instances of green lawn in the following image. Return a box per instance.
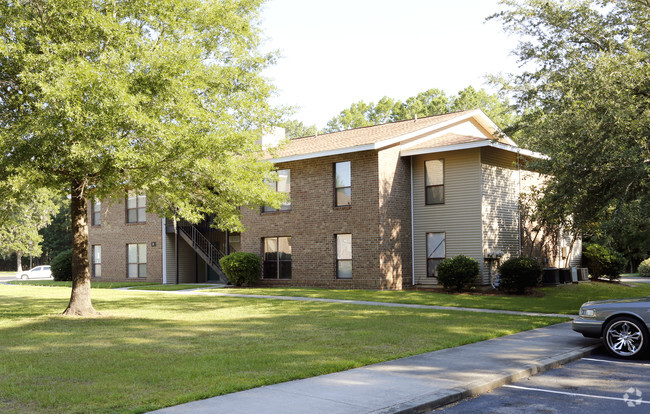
[0,284,565,414]
[6,280,160,289]
[131,284,214,291]
[216,282,650,315]
[5,281,214,291]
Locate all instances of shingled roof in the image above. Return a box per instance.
[267,109,531,162]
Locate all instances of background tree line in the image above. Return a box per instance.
[281,86,518,138]
[2,0,649,317]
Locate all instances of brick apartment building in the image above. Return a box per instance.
[88,110,581,289]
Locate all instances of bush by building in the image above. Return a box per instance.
[498,256,542,294]
[436,255,479,292]
[219,252,261,286]
[582,243,626,281]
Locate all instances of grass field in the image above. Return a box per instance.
[0,284,566,414]
[216,281,650,315]
[131,284,214,291]
[6,281,213,290]
[5,280,161,289]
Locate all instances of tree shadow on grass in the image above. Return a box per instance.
[0,290,565,414]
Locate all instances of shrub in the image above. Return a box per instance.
[51,249,73,281]
[498,256,542,294]
[582,243,626,281]
[219,252,261,286]
[639,258,650,277]
[436,255,479,292]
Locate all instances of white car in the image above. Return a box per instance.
[15,265,53,280]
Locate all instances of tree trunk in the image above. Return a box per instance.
[63,180,97,316]
[16,252,23,272]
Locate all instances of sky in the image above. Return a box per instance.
[260,0,520,129]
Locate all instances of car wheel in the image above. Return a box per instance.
[20,275,28,280]
[603,317,649,359]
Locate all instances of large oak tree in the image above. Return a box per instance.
[491,0,650,235]
[0,0,284,315]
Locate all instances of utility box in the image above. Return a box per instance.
[559,268,571,284]
[578,268,589,281]
[543,268,560,286]
[571,267,578,283]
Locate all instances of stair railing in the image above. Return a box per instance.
[176,219,227,269]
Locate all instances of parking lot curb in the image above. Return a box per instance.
[385,342,601,413]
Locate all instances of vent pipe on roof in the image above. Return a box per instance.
[415,114,418,121]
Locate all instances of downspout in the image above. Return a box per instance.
[517,154,522,256]
[410,156,415,287]
[175,219,179,285]
[161,218,167,284]
[479,149,485,284]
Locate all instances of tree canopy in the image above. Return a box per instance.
[323,86,516,133]
[280,119,318,139]
[0,0,283,315]
[491,0,650,264]
[0,177,59,271]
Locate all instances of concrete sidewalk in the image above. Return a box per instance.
[150,322,600,414]
[129,288,575,319]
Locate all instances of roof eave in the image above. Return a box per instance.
[399,140,548,159]
[268,110,484,163]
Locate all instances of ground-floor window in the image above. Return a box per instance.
[426,232,445,278]
[127,243,147,278]
[263,237,291,279]
[336,234,352,279]
[92,245,101,278]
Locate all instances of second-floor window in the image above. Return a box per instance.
[126,192,146,223]
[334,161,351,206]
[263,169,291,212]
[92,200,101,226]
[425,159,444,205]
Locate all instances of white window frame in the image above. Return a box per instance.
[336,234,352,279]
[426,232,446,278]
[425,159,444,205]
[92,245,102,278]
[334,161,352,206]
[126,192,146,223]
[263,169,291,212]
[127,243,147,278]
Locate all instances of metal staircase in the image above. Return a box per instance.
[175,219,229,283]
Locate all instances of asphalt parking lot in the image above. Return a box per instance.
[433,346,650,414]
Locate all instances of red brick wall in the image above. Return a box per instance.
[241,148,411,289]
[378,146,413,289]
[87,199,163,283]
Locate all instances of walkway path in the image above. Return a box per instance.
[150,322,599,413]
[127,287,576,319]
[620,276,650,284]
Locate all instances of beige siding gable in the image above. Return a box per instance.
[412,149,483,285]
[401,119,495,152]
[480,148,521,285]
